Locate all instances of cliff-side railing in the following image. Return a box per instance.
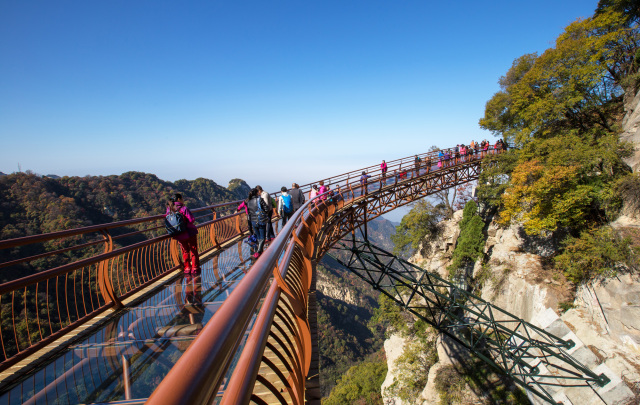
[147,149,500,405]
[0,147,498,383]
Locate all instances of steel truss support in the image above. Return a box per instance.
[328,239,610,405]
[316,162,482,259]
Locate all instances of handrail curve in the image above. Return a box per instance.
[149,149,498,404]
[0,146,502,399]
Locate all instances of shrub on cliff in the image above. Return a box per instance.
[616,173,640,217]
[384,320,438,403]
[449,200,485,272]
[555,226,639,283]
[369,293,412,337]
[323,359,387,405]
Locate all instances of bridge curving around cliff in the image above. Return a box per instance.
[0,146,612,405]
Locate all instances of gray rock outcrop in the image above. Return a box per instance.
[381,215,639,404]
[622,88,640,173]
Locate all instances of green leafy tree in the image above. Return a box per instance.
[480,11,639,146]
[478,10,637,235]
[475,149,519,211]
[596,0,640,25]
[391,199,446,255]
[555,226,638,283]
[323,360,387,405]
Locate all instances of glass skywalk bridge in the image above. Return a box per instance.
[0,241,257,404]
[1,146,607,405]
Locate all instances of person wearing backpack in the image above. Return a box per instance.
[247,187,270,258]
[256,185,276,241]
[237,190,255,242]
[277,186,294,227]
[165,193,200,274]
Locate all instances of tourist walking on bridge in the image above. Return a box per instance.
[380,160,388,182]
[256,185,276,241]
[309,184,319,199]
[360,171,370,189]
[237,197,254,237]
[166,194,200,274]
[318,181,328,200]
[247,188,270,258]
[277,186,294,227]
[289,183,305,211]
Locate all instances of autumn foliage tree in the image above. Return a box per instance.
[479,9,638,236]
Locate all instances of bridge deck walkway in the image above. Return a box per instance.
[0,157,465,404]
[0,237,258,404]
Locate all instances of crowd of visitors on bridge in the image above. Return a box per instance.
[167,141,507,267]
[236,183,307,258]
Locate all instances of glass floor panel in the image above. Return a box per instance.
[0,238,265,405]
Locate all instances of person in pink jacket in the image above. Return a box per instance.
[309,185,319,199]
[166,194,200,274]
[237,199,254,236]
[318,181,328,200]
[381,160,388,181]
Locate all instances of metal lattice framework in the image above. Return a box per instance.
[328,237,610,404]
[7,146,610,405]
[316,161,482,259]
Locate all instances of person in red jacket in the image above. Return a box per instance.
[166,193,200,274]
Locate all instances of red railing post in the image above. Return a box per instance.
[97,229,122,308]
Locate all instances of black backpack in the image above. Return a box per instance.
[256,198,269,225]
[165,209,187,236]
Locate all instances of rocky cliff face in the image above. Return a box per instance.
[380,86,640,403]
[621,88,640,173]
[227,178,251,199]
[317,269,362,306]
[316,217,395,398]
[381,214,640,404]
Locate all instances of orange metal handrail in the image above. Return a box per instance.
[146,190,334,405]
[148,147,502,404]
[0,145,502,386]
[0,211,249,370]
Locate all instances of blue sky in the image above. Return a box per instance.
[1,0,599,198]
